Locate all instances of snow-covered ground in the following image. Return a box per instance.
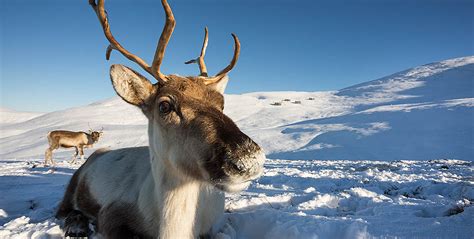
[0,56,473,238]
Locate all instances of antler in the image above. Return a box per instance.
[185,27,209,77]
[90,0,239,84]
[151,0,176,81]
[186,28,241,84]
[205,33,240,84]
[89,0,176,83]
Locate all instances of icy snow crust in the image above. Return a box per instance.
[0,56,473,238]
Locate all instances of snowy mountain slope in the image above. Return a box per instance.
[0,56,473,238]
[337,57,474,104]
[0,98,147,159]
[0,107,43,127]
[260,56,474,160]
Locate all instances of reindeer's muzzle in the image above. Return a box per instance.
[197,107,266,192]
[212,138,266,193]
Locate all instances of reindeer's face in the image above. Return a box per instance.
[90,131,103,143]
[110,65,265,192]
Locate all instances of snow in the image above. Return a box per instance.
[0,108,44,125]
[0,56,473,238]
[0,108,44,138]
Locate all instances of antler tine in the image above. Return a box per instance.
[204,33,240,85]
[185,27,209,77]
[151,0,176,81]
[199,27,209,76]
[89,0,164,81]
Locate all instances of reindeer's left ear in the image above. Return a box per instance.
[206,75,230,94]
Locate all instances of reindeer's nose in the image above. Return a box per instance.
[225,148,266,179]
[210,111,266,179]
[228,160,246,172]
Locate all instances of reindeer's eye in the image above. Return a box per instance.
[159,101,172,114]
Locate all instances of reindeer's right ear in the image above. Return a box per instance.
[110,64,155,107]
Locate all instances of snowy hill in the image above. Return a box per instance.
[267,56,474,160]
[0,56,473,238]
[0,98,147,159]
[0,107,43,126]
[1,57,473,160]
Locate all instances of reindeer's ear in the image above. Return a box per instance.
[206,75,230,94]
[110,64,155,107]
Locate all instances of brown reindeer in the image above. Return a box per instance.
[55,0,265,238]
[45,128,103,166]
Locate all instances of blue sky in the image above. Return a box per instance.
[1,0,473,112]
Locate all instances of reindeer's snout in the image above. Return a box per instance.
[213,137,266,193]
[194,107,266,192]
[223,140,265,179]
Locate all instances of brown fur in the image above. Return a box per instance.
[160,76,225,110]
[147,76,254,182]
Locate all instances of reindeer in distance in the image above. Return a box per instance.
[44,126,103,166]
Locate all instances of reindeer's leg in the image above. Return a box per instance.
[49,138,61,167]
[79,146,85,161]
[69,147,79,164]
[44,147,52,166]
[45,144,57,167]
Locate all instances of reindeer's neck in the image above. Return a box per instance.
[149,153,201,239]
[143,122,203,238]
[159,173,201,238]
[85,134,94,145]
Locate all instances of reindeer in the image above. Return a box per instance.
[55,0,266,238]
[45,128,103,166]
